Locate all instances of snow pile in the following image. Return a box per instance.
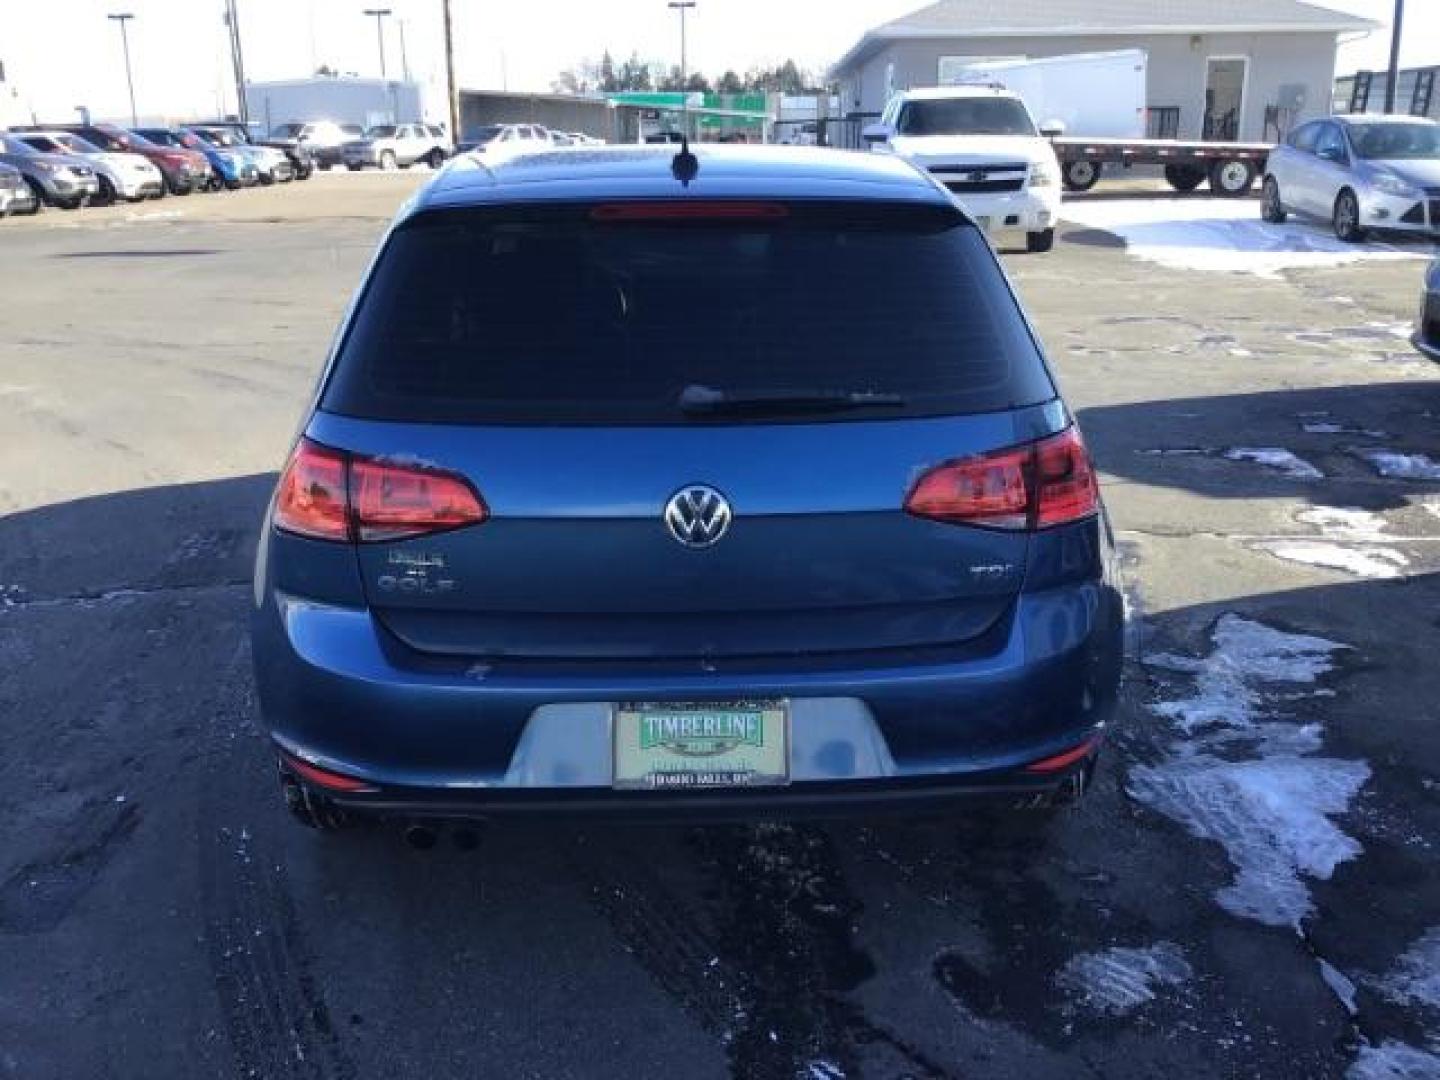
[1347,929,1440,1078]
[1357,451,1440,481]
[1059,198,1425,278]
[1223,448,1325,480]
[1132,615,1369,930]
[1054,942,1192,1015]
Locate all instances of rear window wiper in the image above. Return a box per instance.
[678,384,906,417]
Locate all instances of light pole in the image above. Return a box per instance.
[398,18,410,83]
[1384,0,1404,113]
[667,1,696,88]
[363,8,392,80]
[107,12,138,126]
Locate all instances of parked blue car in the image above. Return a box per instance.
[250,145,1124,840]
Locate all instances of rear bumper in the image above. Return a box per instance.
[252,576,1123,811]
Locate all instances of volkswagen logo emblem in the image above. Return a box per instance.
[664,485,732,548]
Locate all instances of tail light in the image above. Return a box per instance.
[904,427,1098,530]
[273,438,486,543]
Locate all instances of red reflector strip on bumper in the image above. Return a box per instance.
[282,752,380,793]
[1024,737,1099,774]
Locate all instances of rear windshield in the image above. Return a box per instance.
[897,98,1037,138]
[322,202,1054,424]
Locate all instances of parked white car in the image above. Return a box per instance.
[13,130,163,203]
[864,85,1064,252]
[1263,114,1440,242]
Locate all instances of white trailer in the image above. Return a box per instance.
[945,50,1147,140]
[945,49,1274,197]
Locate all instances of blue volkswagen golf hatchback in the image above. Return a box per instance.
[251,144,1123,835]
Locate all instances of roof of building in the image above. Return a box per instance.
[833,0,1378,75]
[418,144,951,212]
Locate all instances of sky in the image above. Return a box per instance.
[0,0,1436,125]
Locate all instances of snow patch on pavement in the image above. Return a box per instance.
[1223,448,1324,480]
[1358,451,1440,481]
[1295,507,1391,541]
[1374,928,1440,1011]
[1059,198,1425,278]
[1255,541,1407,580]
[1320,958,1360,1016]
[1054,942,1192,1015]
[1348,1041,1440,1079]
[1132,615,1369,930]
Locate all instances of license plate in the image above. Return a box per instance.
[612,701,790,790]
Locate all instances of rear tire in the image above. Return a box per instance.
[1260,175,1288,223]
[17,180,43,215]
[1061,159,1101,192]
[96,175,117,205]
[346,163,363,172]
[1333,188,1366,242]
[1026,228,1055,253]
[1163,164,1207,192]
[426,148,445,169]
[380,150,398,171]
[1209,158,1255,197]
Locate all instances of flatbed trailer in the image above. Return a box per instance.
[1052,136,1274,197]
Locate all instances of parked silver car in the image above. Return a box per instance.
[14,131,163,203]
[1263,114,1440,242]
[0,134,100,210]
[341,123,449,171]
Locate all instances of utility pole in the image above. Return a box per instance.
[222,0,249,123]
[668,0,695,141]
[442,0,459,141]
[107,13,138,126]
[364,8,392,80]
[398,18,411,82]
[1384,0,1404,113]
[668,1,695,86]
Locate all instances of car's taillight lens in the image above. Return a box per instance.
[273,438,486,543]
[351,458,487,542]
[274,438,350,541]
[904,427,1098,530]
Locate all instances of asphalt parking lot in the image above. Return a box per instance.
[2,170,1439,1080]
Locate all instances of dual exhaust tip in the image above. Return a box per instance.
[404,822,482,851]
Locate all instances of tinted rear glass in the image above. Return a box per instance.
[322,201,1054,424]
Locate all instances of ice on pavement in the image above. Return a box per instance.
[1132,615,1369,930]
[1059,198,1426,278]
[1223,448,1324,480]
[1055,942,1192,1015]
[1357,451,1440,481]
[1348,1041,1440,1079]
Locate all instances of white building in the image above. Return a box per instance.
[830,0,1377,143]
[244,77,426,135]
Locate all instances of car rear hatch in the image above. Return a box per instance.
[304,197,1066,662]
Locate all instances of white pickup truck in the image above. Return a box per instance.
[864,85,1063,253]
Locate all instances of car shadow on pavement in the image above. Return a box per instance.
[1077,379,1440,508]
